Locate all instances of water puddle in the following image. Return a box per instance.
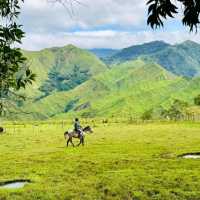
[0,180,30,189]
[178,153,200,159]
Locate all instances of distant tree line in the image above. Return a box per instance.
[142,94,200,121]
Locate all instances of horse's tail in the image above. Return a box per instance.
[64,131,68,139]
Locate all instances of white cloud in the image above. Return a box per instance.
[20,30,200,50]
[19,0,146,32]
[17,0,200,50]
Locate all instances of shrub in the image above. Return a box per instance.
[141,109,153,120]
[194,94,200,106]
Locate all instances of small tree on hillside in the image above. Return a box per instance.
[194,94,200,106]
[167,99,188,120]
[141,109,153,120]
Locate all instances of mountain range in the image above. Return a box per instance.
[106,40,200,77]
[10,40,200,120]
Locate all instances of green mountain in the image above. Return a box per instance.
[107,40,200,77]
[7,42,200,120]
[18,59,198,120]
[107,41,170,64]
[89,48,119,60]
[19,45,108,100]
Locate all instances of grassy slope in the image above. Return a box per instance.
[20,49,56,98]
[107,41,170,64]
[20,59,194,120]
[47,45,108,76]
[146,45,200,77]
[108,40,200,77]
[19,45,107,100]
[1,122,200,199]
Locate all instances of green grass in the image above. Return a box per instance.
[1,122,200,199]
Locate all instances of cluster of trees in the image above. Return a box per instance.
[142,94,200,121]
[40,65,90,96]
[162,99,188,120]
[142,99,188,121]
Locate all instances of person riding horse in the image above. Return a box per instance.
[74,118,83,137]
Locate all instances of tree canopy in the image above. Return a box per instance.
[194,94,200,106]
[0,0,35,115]
[147,0,200,32]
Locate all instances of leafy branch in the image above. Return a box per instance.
[147,0,200,32]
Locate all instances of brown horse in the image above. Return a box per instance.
[64,126,93,147]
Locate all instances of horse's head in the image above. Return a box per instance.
[83,126,93,133]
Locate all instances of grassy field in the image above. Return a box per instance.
[1,121,200,199]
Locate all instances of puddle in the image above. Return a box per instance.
[178,153,200,159]
[0,180,30,189]
[182,155,200,159]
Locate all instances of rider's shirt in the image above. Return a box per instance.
[74,121,81,131]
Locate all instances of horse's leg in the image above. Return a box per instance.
[77,136,82,147]
[67,138,70,147]
[82,136,85,146]
[70,138,75,147]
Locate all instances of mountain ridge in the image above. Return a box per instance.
[104,40,200,77]
[10,40,200,120]
[17,59,194,120]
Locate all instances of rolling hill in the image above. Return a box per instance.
[19,45,108,101]
[18,59,199,120]
[107,40,200,77]
[106,41,170,64]
[7,41,200,120]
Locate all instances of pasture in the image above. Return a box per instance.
[0,121,200,199]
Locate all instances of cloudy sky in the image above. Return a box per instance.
[19,0,200,50]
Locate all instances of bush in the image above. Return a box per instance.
[194,94,200,106]
[166,99,188,120]
[141,109,153,120]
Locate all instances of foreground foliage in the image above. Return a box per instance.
[147,0,200,32]
[0,0,35,115]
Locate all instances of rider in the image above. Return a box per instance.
[74,118,82,137]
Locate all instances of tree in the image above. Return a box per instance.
[0,0,35,115]
[40,64,90,96]
[165,99,188,120]
[194,94,200,106]
[141,109,153,120]
[147,0,200,32]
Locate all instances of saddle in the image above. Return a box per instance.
[74,129,83,137]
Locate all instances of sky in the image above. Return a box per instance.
[19,0,200,50]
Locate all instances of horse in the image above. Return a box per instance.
[0,127,4,134]
[64,126,93,147]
